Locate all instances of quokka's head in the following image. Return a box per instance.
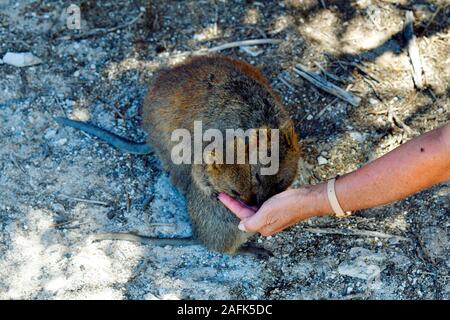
[192,120,300,207]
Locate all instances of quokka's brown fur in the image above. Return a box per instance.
[142,55,300,253]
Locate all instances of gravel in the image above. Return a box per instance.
[0,0,448,300]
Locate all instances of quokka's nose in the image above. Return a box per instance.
[247,194,258,207]
[256,193,271,208]
[251,194,267,209]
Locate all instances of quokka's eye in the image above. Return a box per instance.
[231,189,240,197]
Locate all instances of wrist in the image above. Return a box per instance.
[314,182,334,216]
[296,183,333,217]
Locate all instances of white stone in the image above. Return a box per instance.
[55,138,67,146]
[369,98,379,105]
[44,128,57,140]
[338,247,386,281]
[338,260,381,280]
[317,156,328,165]
[2,52,42,67]
[349,131,365,142]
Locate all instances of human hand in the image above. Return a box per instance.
[218,184,331,236]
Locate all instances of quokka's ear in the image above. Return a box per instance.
[280,120,299,150]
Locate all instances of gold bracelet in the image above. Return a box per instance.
[327,177,352,218]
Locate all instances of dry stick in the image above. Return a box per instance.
[404,11,424,89]
[9,153,26,174]
[148,223,176,227]
[392,112,416,135]
[338,60,381,83]
[304,227,410,242]
[362,77,382,101]
[294,64,361,107]
[51,219,78,228]
[57,194,109,206]
[422,6,441,32]
[314,62,342,83]
[62,221,91,229]
[387,104,416,135]
[58,12,144,41]
[91,232,197,246]
[206,39,282,52]
[316,97,339,119]
[240,46,264,57]
[278,75,295,91]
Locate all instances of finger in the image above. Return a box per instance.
[241,207,275,233]
[218,192,256,220]
[258,220,280,236]
[262,225,284,237]
[261,218,299,236]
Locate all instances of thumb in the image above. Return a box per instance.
[238,209,268,233]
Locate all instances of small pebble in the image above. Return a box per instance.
[44,128,57,140]
[369,98,379,105]
[349,131,365,142]
[317,156,328,165]
[55,138,67,146]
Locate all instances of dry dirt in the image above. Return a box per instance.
[0,0,449,299]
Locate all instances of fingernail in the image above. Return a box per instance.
[217,192,226,200]
[238,222,246,232]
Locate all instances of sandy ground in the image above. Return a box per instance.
[0,0,449,299]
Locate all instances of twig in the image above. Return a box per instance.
[387,105,416,135]
[62,221,91,229]
[392,113,415,135]
[304,227,410,242]
[404,11,424,89]
[240,46,264,57]
[126,193,131,213]
[294,64,361,107]
[129,258,150,280]
[362,77,382,101]
[316,97,339,119]
[54,95,69,118]
[57,194,109,206]
[148,223,176,227]
[51,218,77,228]
[340,292,371,300]
[91,232,197,246]
[278,75,295,91]
[58,12,144,41]
[422,6,441,32]
[142,194,155,210]
[338,61,381,83]
[10,153,27,174]
[314,62,342,82]
[206,39,282,52]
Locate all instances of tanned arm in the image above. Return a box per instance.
[219,123,450,236]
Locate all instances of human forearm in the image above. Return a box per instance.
[220,124,450,236]
[333,124,450,213]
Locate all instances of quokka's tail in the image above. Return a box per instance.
[54,117,152,154]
